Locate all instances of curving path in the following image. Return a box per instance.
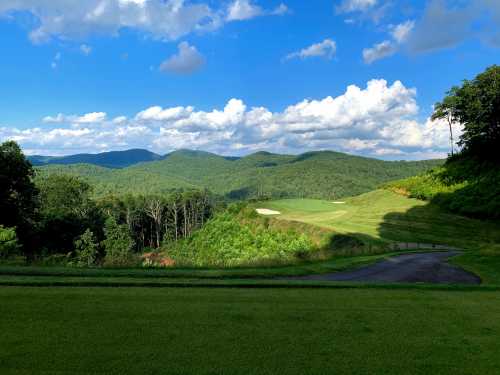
[292,251,481,284]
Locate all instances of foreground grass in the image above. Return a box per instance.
[261,190,500,249]
[1,286,500,375]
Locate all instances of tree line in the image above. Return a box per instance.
[0,141,215,266]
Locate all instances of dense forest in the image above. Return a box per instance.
[36,149,443,200]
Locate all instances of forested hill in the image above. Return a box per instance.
[36,149,444,200]
[29,149,163,169]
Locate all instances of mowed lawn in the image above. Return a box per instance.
[261,190,500,248]
[1,286,500,375]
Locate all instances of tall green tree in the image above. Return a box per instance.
[431,95,458,156]
[37,174,104,254]
[0,141,39,257]
[74,229,99,267]
[433,65,500,160]
[102,216,135,266]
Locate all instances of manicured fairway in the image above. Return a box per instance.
[261,190,500,248]
[1,286,500,375]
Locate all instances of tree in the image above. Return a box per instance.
[37,174,104,254]
[74,229,99,267]
[0,226,20,259]
[433,65,500,160]
[144,197,164,248]
[102,216,135,266]
[432,95,458,156]
[0,141,39,258]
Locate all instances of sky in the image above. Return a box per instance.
[0,0,499,160]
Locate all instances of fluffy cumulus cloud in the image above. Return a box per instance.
[285,39,337,61]
[159,42,205,74]
[0,79,458,159]
[0,0,288,44]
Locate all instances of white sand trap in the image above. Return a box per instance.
[256,208,281,215]
[331,201,346,204]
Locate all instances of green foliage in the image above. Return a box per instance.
[433,65,500,160]
[168,206,314,267]
[386,156,500,219]
[102,217,135,267]
[36,174,94,217]
[0,226,20,259]
[36,174,104,255]
[74,229,99,267]
[0,141,39,256]
[36,149,443,200]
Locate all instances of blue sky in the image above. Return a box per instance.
[0,0,499,159]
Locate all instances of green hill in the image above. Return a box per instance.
[36,149,443,199]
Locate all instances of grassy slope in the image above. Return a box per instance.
[37,150,443,199]
[2,286,500,375]
[262,189,500,248]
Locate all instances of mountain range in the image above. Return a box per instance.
[34,149,444,200]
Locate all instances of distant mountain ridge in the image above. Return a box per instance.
[35,148,445,200]
[29,149,163,169]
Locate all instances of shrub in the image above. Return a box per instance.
[167,208,314,267]
[0,226,20,259]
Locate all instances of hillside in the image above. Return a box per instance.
[29,149,163,169]
[386,155,500,219]
[36,149,444,199]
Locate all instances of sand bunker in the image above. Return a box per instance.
[331,201,346,204]
[256,208,281,215]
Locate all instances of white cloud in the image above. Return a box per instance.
[362,20,414,64]
[1,79,457,159]
[226,0,288,21]
[0,0,288,43]
[42,112,107,124]
[336,0,377,13]
[362,40,396,64]
[136,105,194,121]
[285,39,337,61]
[361,1,500,57]
[227,0,263,21]
[391,20,414,43]
[272,3,289,16]
[159,42,205,75]
[80,44,92,55]
[1,0,219,43]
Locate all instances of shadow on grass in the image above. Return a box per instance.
[378,202,500,250]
